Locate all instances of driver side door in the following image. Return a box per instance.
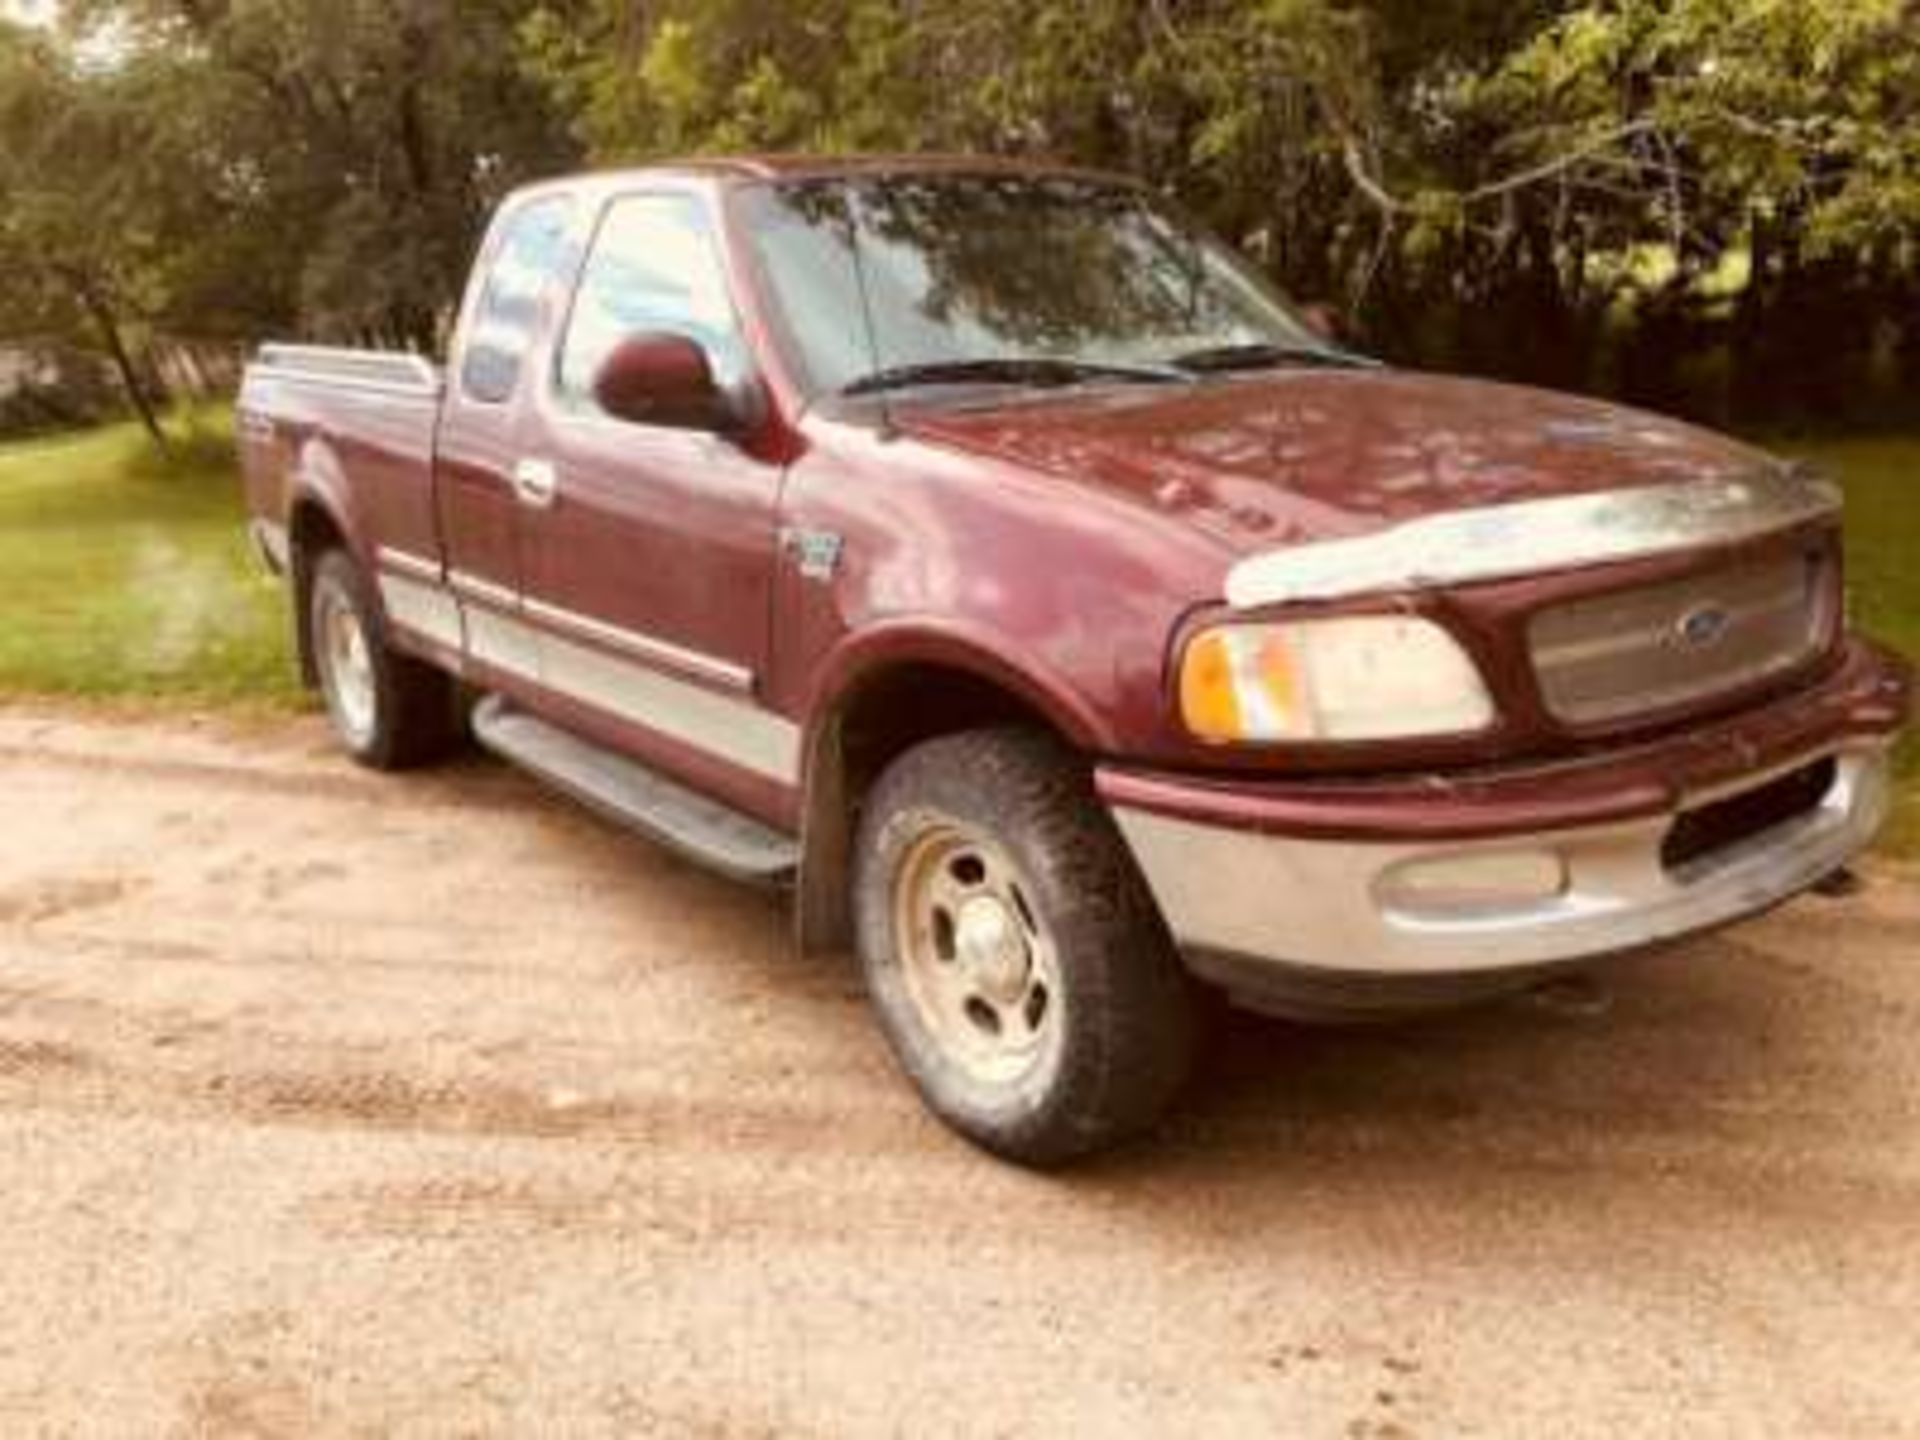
[514,190,794,807]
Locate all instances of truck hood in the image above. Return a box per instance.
[892,370,1780,553]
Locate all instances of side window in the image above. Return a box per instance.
[460,195,576,405]
[556,193,748,411]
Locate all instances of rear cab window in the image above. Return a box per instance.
[460,194,578,405]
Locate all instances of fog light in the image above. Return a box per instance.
[1380,850,1569,915]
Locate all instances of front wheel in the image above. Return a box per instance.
[307,549,459,771]
[853,728,1198,1166]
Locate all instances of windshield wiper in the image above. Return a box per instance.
[1169,342,1370,375]
[842,357,1191,397]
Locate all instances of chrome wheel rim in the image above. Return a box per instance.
[893,825,1063,1086]
[315,580,377,748]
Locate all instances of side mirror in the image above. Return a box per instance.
[592,332,743,434]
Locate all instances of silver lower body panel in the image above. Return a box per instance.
[1113,745,1891,1017]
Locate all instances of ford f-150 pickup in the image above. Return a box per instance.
[239,155,1912,1165]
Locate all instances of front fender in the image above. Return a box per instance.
[802,619,1116,766]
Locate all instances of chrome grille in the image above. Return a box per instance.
[1530,552,1836,727]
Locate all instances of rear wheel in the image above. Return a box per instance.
[307,549,459,770]
[853,728,1197,1166]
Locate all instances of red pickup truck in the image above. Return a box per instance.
[240,156,1911,1164]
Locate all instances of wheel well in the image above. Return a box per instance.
[796,662,1073,955]
[288,501,348,687]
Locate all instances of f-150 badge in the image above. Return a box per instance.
[782,528,845,583]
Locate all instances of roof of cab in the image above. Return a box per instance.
[691,153,1129,181]
[541,153,1139,189]
[497,154,1145,218]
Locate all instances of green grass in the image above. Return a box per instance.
[1778,434,1920,859]
[0,410,302,706]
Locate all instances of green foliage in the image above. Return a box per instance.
[1467,0,1920,250]
[52,0,581,346]
[4,1,1919,424]
[0,19,212,440]
[509,0,1920,423]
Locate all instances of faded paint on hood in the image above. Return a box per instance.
[892,370,1781,553]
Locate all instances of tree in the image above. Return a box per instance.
[6,1,1918,432]
[66,0,581,348]
[520,0,1920,422]
[0,18,181,444]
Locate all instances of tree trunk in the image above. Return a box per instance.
[68,276,168,452]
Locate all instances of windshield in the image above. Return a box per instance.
[734,174,1341,398]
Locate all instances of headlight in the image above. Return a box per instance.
[1179,616,1494,743]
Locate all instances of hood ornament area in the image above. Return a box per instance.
[1673,603,1734,652]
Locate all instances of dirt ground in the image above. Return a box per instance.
[0,705,1916,1438]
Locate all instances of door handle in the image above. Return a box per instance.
[513,458,559,509]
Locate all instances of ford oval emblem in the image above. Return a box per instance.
[1674,603,1733,651]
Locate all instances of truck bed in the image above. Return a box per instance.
[237,345,445,576]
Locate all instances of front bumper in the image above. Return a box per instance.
[1102,641,1910,1013]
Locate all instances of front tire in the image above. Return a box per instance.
[853,728,1197,1166]
[307,549,458,771]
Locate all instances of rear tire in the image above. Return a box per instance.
[853,728,1197,1167]
[307,549,459,771]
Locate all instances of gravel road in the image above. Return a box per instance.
[0,705,1916,1438]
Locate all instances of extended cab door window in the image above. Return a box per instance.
[461,196,577,405]
[435,192,578,691]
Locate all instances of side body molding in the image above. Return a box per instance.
[370,547,803,787]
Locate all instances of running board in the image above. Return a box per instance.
[471,697,799,886]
